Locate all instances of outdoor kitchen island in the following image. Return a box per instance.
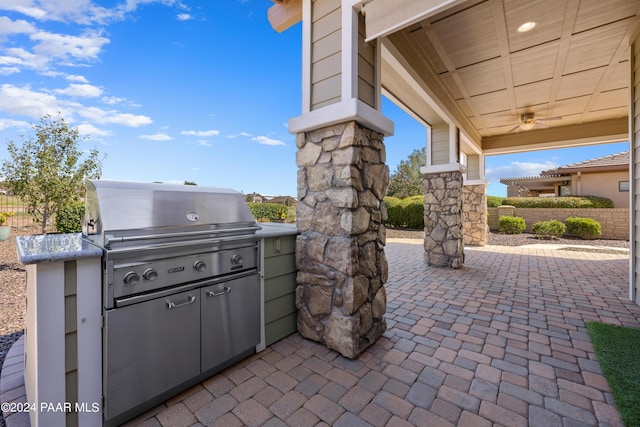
[12,183,298,427]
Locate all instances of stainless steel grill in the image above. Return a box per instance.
[83,180,262,427]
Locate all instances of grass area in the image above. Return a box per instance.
[0,195,23,207]
[586,322,640,427]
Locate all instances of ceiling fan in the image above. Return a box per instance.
[508,112,562,132]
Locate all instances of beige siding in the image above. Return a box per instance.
[579,171,629,208]
[633,31,640,303]
[263,235,298,346]
[311,0,341,110]
[431,124,450,165]
[358,12,376,108]
[467,154,480,180]
[64,261,78,427]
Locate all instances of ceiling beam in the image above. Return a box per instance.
[268,0,302,33]
[482,117,629,155]
[382,37,483,146]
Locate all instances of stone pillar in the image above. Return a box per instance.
[423,171,464,268]
[295,121,388,359]
[462,184,487,246]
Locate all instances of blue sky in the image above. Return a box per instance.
[0,0,629,197]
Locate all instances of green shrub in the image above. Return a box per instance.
[487,195,504,207]
[400,195,424,229]
[384,196,404,228]
[565,216,602,239]
[498,216,526,234]
[384,195,424,229]
[55,201,84,233]
[532,220,566,239]
[501,196,613,208]
[247,202,287,222]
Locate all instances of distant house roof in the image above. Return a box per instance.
[542,151,629,175]
[500,151,629,184]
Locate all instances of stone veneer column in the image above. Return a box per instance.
[295,121,388,359]
[423,171,465,268]
[462,184,487,246]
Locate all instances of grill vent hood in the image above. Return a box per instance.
[83,180,258,248]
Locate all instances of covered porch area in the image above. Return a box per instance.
[265,0,639,358]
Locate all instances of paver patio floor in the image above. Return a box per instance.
[2,242,628,427]
[112,242,640,426]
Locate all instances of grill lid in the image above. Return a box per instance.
[83,180,258,249]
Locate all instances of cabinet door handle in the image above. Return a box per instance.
[207,287,231,297]
[166,295,196,309]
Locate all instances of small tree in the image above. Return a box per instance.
[387,147,426,199]
[1,114,105,234]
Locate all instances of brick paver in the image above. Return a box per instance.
[55,242,640,426]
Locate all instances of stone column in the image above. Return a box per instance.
[295,121,388,359]
[423,171,465,268]
[462,184,487,246]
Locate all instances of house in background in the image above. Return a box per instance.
[245,192,298,206]
[499,151,630,208]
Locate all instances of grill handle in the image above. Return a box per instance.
[106,234,259,254]
[206,287,231,298]
[105,225,262,247]
[166,295,197,309]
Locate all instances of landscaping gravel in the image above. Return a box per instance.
[387,228,630,248]
[0,228,31,427]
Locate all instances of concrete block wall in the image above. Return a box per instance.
[488,207,629,240]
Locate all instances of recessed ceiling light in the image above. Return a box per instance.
[517,21,537,33]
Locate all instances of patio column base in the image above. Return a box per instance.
[295,121,388,359]
[423,170,465,268]
[462,183,488,246]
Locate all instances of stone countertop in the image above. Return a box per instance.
[16,233,103,265]
[256,222,298,238]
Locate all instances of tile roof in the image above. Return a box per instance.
[542,151,629,174]
[499,151,629,182]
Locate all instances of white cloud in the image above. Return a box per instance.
[55,83,103,97]
[0,118,30,131]
[31,30,110,61]
[0,66,20,75]
[101,96,123,105]
[485,160,559,182]
[0,1,49,20]
[0,84,69,118]
[139,132,173,141]
[76,123,111,137]
[108,112,152,127]
[72,105,152,127]
[252,135,285,146]
[181,129,220,137]
[177,13,192,21]
[197,140,212,147]
[2,47,50,71]
[226,131,252,138]
[66,74,89,83]
[0,16,36,35]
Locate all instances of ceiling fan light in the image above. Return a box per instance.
[517,21,536,33]
[520,121,536,130]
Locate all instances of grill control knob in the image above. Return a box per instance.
[193,261,206,272]
[143,268,158,281]
[231,254,244,265]
[123,271,140,286]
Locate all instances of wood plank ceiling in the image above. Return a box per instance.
[384,0,640,145]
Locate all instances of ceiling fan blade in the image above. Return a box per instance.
[537,116,563,121]
[534,121,549,129]
[507,124,520,133]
